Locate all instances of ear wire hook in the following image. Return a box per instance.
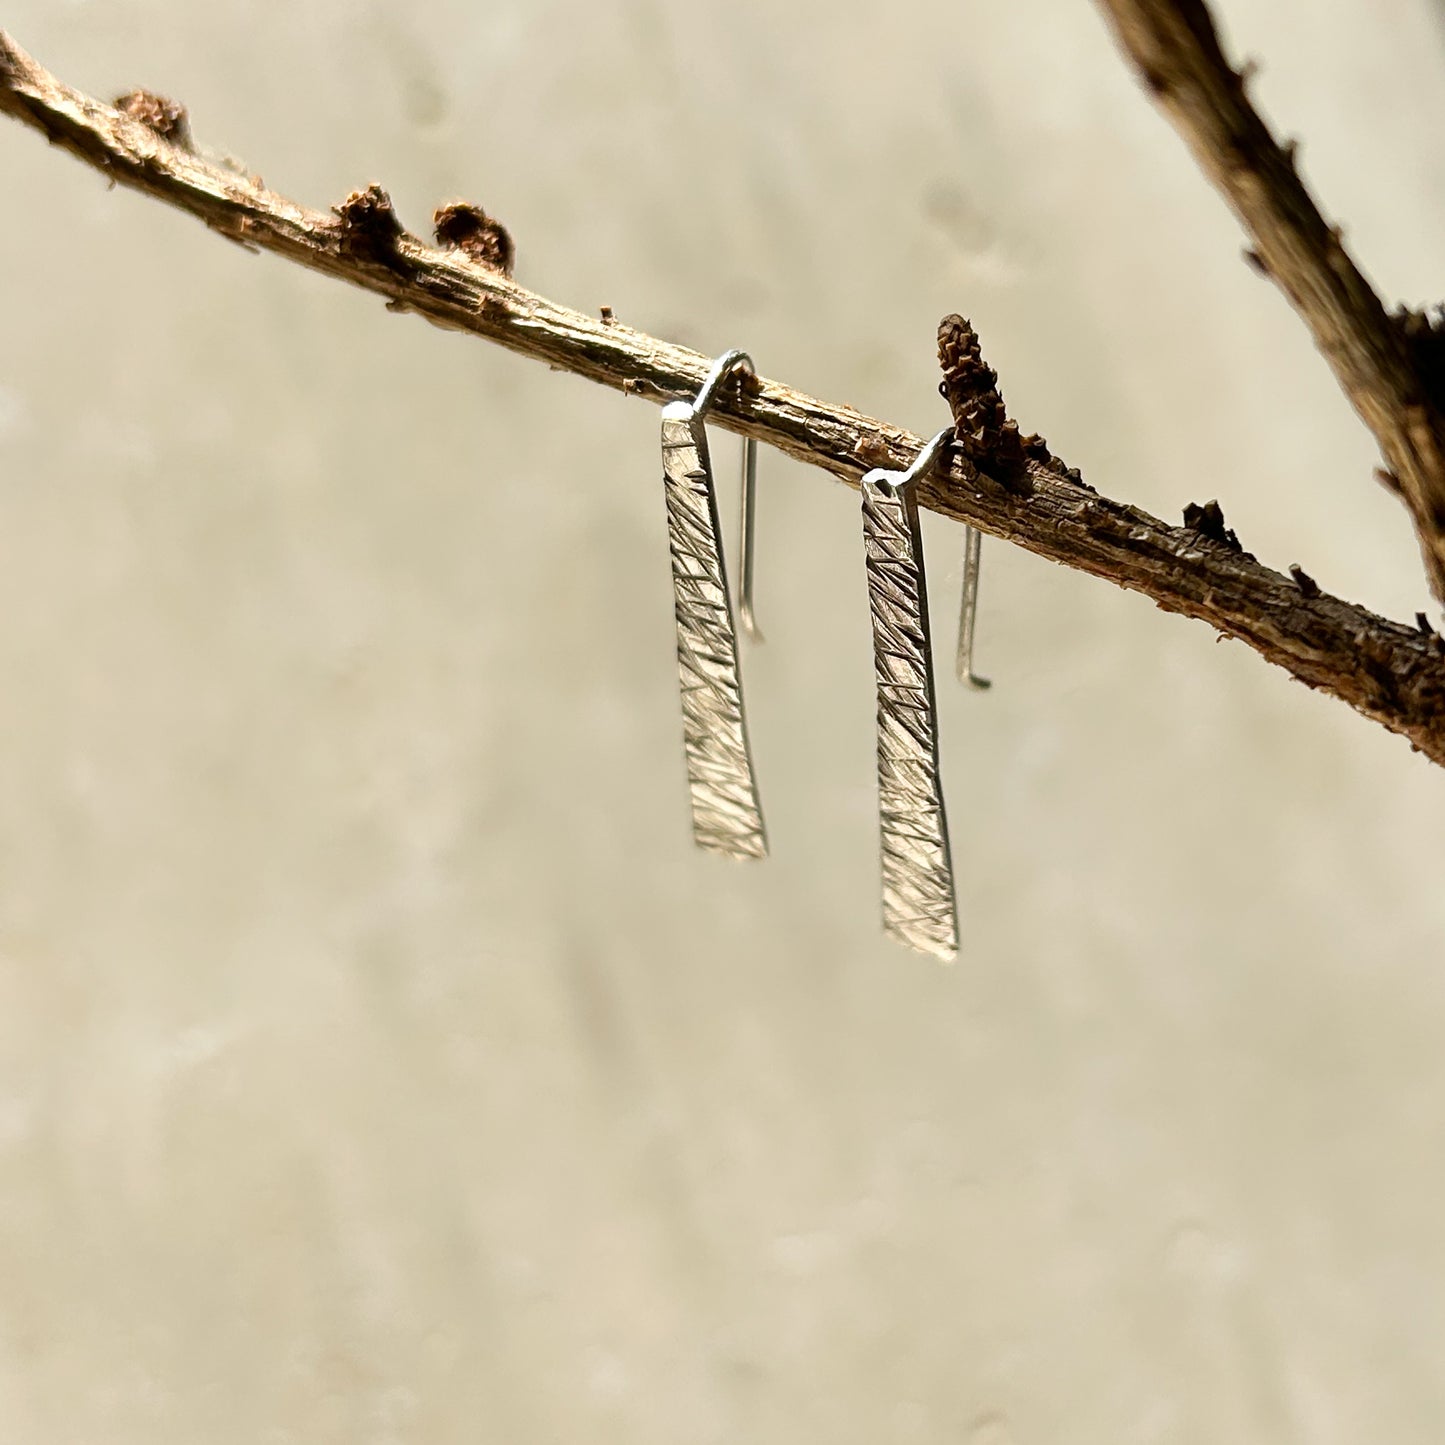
[899,426,954,488]
[739,430,762,643]
[895,429,992,689]
[956,526,992,690]
[693,349,763,643]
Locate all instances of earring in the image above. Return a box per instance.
[660,350,768,861]
[860,428,959,959]
[955,525,991,689]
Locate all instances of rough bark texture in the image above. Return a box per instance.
[3,29,1445,764]
[1093,0,1445,606]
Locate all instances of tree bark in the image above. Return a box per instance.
[3,30,1445,765]
[1093,0,1445,606]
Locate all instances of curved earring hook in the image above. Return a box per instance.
[692,349,763,643]
[738,432,762,643]
[894,428,992,690]
[956,526,992,690]
[900,426,954,487]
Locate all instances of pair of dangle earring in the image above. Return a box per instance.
[658,355,988,959]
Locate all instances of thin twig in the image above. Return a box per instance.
[1093,0,1445,606]
[3,30,1445,764]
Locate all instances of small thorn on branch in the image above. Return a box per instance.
[336,184,404,243]
[1243,248,1268,277]
[114,88,192,149]
[433,200,514,276]
[1183,499,1247,555]
[1394,304,1445,409]
[334,184,417,273]
[1289,563,1320,598]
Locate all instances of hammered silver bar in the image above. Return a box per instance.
[661,401,768,860]
[861,469,958,958]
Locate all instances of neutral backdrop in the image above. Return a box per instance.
[3,2,1445,1441]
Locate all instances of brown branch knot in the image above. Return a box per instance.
[936,315,1050,493]
[1182,499,1252,558]
[114,88,192,149]
[433,202,514,276]
[1395,304,1445,411]
[333,184,419,274]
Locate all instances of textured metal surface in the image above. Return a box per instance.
[861,471,958,958]
[661,401,768,860]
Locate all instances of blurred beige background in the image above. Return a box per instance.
[3,1,1445,1440]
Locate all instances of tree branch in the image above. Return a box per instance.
[4,30,1445,764]
[1092,0,1445,606]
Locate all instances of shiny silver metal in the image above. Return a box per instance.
[738,429,763,643]
[660,351,767,860]
[860,427,958,959]
[955,525,992,689]
[693,349,764,644]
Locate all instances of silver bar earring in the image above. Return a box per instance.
[955,525,992,689]
[861,428,958,959]
[660,350,768,861]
